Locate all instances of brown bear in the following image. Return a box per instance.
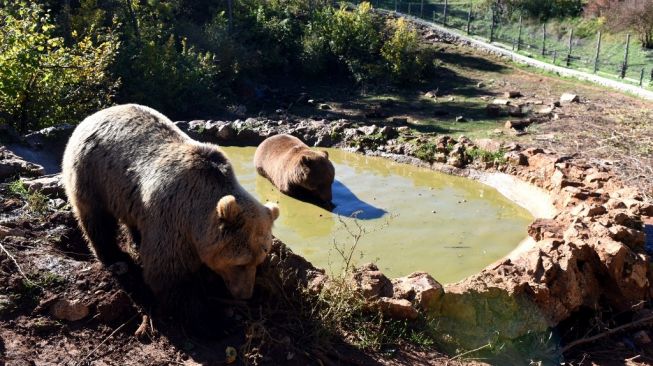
[62,104,279,318]
[254,134,335,206]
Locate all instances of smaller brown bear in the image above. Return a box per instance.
[254,134,335,206]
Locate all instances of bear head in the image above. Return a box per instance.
[198,195,279,299]
[296,149,335,204]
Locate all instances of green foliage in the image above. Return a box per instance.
[0,0,119,132]
[381,17,436,83]
[303,3,384,81]
[413,141,438,162]
[467,147,507,164]
[8,180,49,214]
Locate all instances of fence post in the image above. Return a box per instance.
[553,50,557,64]
[466,2,472,34]
[489,6,495,43]
[408,2,412,15]
[640,69,645,86]
[593,31,602,74]
[443,0,448,26]
[420,0,424,18]
[394,0,397,12]
[566,28,573,67]
[621,34,630,79]
[515,15,522,51]
[433,10,436,22]
[541,24,546,57]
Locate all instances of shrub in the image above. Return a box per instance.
[302,3,384,81]
[381,17,436,84]
[0,0,119,132]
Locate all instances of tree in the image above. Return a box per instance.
[609,0,653,49]
[0,1,119,132]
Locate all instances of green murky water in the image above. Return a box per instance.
[223,146,532,283]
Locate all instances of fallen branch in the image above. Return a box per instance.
[562,314,653,353]
[449,343,491,361]
[0,241,36,286]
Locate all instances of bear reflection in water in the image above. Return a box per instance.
[331,180,386,220]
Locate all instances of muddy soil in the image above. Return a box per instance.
[0,181,469,366]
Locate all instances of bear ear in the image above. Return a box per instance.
[217,195,241,222]
[265,202,280,221]
[300,155,311,165]
[321,150,329,159]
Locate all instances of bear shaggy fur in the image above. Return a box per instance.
[254,134,335,205]
[62,104,279,316]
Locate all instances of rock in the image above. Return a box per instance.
[377,298,418,320]
[504,151,527,166]
[608,225,646,248]
[560,93,579,104]
[492,99,510,105]
[50,298,89,321]
[504,119,532,130]
[474,139,502,153]
[392,272,443,310]
[216,124,235,140]
[485,104,504,117]
[504,91,521,98]
[0,146,45,180]
[22,174,64,197]
[97,290,134,323]
[351,263,393,300]
[424,89,439,98]
[358,125,378,136]
[571,203,607,217]
[476,82,484,88]
[379,126,398,139]
[0,294,14,315]
[455,116,467,122]
[528,218,564,241]
[633,330,652,346]
[24,124,74,149]
[318,104,331,110]
[536,106,554,115]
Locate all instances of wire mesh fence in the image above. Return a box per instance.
[361,0,653,90]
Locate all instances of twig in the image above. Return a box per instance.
[561,314,653,353]
[75,314,138,365]
[0,241,37,286]
[449,343,491,361]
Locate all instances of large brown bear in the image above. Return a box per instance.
[254,134,335,206]
[62,104,279,317]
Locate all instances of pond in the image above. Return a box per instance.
[223,146,533,283]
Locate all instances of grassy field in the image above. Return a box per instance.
[367,0,653,89]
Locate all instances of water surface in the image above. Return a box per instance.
[224,146,532,283]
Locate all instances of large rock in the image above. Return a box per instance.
[350,263,393,300]
[50,298,89,321]
[0,146,45,180]
[22,174,64,198]
[392,271,443,310]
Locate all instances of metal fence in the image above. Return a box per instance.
[364,0,653,89]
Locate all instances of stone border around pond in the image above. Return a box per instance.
[2,117,651,350]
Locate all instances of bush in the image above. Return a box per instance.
[381,17,436,84]
[302,3,384,81]
[0,1,119,132]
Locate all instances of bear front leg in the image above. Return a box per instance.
[76,207,131,265]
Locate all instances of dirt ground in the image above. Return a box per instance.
[2,25,653,366]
